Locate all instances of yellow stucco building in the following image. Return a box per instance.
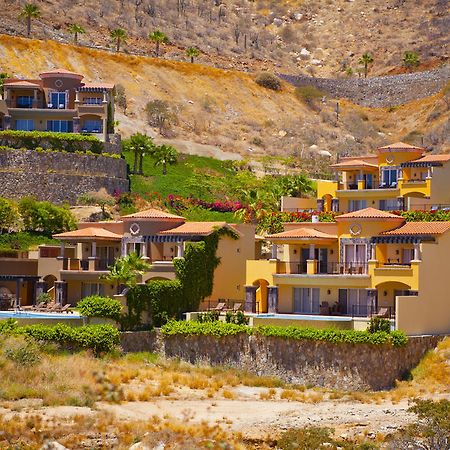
[33,209,255,307]
[317,142,450,213]
[246,207,450,335]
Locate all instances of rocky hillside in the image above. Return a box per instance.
[1,34,448,162]
[1,0,448,76]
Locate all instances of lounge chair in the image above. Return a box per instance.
[54,303,72,313]
[374,307,390,318]
[320,301,330,315]
[232,303,242,312]
[211,302,226,312]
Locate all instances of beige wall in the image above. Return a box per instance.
[209,224,256,302]
[429,163,450,205]
[281,196,317,212]
[397,232,450,335]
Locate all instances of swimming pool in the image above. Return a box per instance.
[254,313,353,322]
[0,310,82,320]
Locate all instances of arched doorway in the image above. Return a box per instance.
[43,274,57,291]
[253,279,269,314]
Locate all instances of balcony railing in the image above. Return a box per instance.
[276,261,368,275]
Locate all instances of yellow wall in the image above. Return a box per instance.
[396,233,450,335]
[377,149,423,168]
[317,180,338,199]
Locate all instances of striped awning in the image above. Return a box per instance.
[371,236,434,244]
[144,235,204,243]
[401,161,442,168]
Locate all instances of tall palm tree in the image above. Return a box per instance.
[19,3,41,37]
[358,52,374,78]
[68,23,86,45]
[186,47,200,63]
[110,28,127,52]
[124,132,154,175]
[151,144,178,175]
[149,30,169,57]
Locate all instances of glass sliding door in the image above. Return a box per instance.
[293,288,320,314]
[50,92,67,109]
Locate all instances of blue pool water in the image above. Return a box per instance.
[0,310,82,320]
[254,313,353,322]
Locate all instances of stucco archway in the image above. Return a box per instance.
[253,279,269,314]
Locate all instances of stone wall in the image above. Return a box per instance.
[120,331,443,391]
[279,66,450,107]
[0,148,129,204]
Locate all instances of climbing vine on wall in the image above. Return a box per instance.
[123,226,238,329]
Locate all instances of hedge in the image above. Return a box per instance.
[160,321,408,347]
[0,320,120,354]
[77,295,123,321]
[0,130,103,154]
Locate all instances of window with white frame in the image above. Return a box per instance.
[293,287,320,314]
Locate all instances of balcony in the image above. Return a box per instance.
[276,261,368,275]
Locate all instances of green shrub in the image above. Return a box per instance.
[197,311,220,323]
[0,130,103,154]
[36,292,52,305]
[294,85,324,106]
[3,336,41,366]
[18,197,76,235]
[256,325,408,347]
[367,317,391,334]
[255,72,282,91]
[0,320,119,354]
[225,310,249,325]
[161,320,252,337]
[0,197,19,233]
[77,295,123,321]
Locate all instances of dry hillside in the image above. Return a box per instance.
[0,0,448,76]
[0,34,448,160]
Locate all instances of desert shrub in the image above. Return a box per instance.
[18,197,76,235]
[145,99,176,132]
[295,85,324,107]
[255,72,282,91]
[115,83,127,112]
[278,427,333,450]
[3,335,41,366]
[367,317,391,334]
[77,295,123,321]
[77,188,115,215]
[0,197,19,233]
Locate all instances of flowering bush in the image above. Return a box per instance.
[168,194,244,213]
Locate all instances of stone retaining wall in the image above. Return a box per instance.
[120,331,443,391]
[279,66,450,107]
[0,148,129,204]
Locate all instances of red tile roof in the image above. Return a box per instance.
[337,208,404,220]
[3,80,42,88]
[159,222,227,236]
[330,159,378,169]
[122,208,185,220]
[411,154,450,163]
[53,227,122,240]
[378,142,424,151]
[267,227,337,240]
[380,222,450,236]
[40,68,83,78]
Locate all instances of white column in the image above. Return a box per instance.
[121,241,127,257]
[427,167,432,178]
[141,242,149,259]
[413,243,421,261]
[59,242,65,259]
[176,242,184,258]
[370,243,376,260]
[271,243,278,260]
[75,90,80,103]
[309,244,315,260]
[91,241,97,258]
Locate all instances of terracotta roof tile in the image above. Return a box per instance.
[411,154,450,163]
[4,80,42,88]
[122,208,185,220]
[53,227,122,240]
[267,227,337,240]
[159,222,227,236]
[40,68,83,78]
[337,208,404,220]
[378,142,424,151]
[380,222,450,236]
[330,159,378,169]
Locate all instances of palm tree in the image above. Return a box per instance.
[68,23,86,45]
[358,52,373,78]
[149,30,169,57]
[403,51,420,71]
[19,3,41,37]
[101,252,150,294]
[151,144,178,175]
[123,132,154,175]
[110,28,127,52]
[186,47,200,63]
